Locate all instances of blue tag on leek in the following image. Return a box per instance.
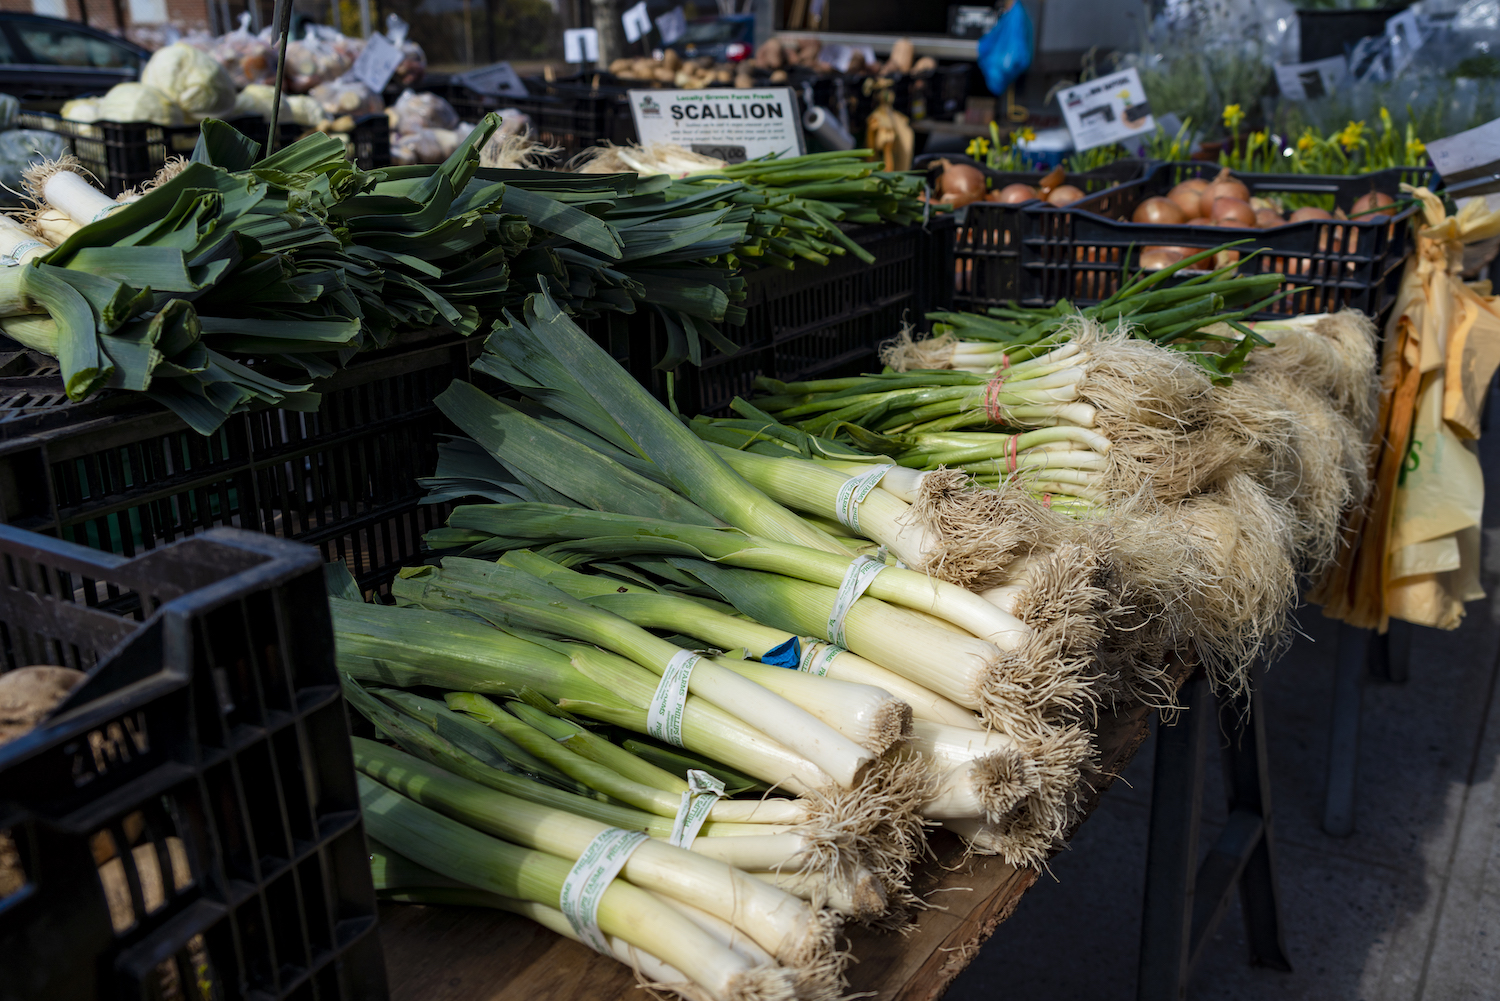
[762,636,801,669]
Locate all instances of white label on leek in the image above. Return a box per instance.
[798,639,843,678]
[827,555,886,647]
[559,827,650,954]
[2,240,47,265]
[834,464,894,533]
[669,768,726,849]
[647,649,699,747]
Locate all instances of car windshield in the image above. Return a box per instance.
[14,24,139,68]
[680,21,742,44]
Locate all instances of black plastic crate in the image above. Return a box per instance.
[923,156,1149,311]
[17,112,387,196]
[970,161,1432,322]
[0,332,484,596]
[0,525,386,1001]
[633,216,957,415]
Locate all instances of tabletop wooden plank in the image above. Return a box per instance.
[378,669,1175,1001]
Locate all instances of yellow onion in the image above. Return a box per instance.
[1132,196,1186,225]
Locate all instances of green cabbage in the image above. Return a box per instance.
[96,83,184,126]
[141,42,236,121]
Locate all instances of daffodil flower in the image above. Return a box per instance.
[967,136,991,159]
[1222,104,1244,131]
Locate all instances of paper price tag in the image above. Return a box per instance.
[668,769,726,849]
[559,828,650,954]
[835,464,893,533]
[564,27,599,63]
[463,61,528,97]
[647,650,699,747]
[351,32,402,94]
[655,6,687,45]
[629,87,804,164]
[1057,67,1154,153]
[622,1,652,43]
[1274,55,1347,101]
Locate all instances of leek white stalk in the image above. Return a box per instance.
[0,214,49,265]
[449,693,808,825]
[749,868,886,921]
[370,843,716,1001]
[359,775,797,1001]
[707,444,935,569]
[357,742,837,972]
[681,558,1001,712]
[398,562,877,789]
[333,598,834,796]
[445,505,1032,649]
[658,896,780,966]
[30,208,79,245]
[711,656,911,754]
[512,557,978,730]
[33,164,119,226]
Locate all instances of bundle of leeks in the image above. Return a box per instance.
[338,285,1101,880]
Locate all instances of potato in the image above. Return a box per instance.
[662,48,682,71]
[609,58,633,75]
[912,56,938,74]
[734,73,754,88]
[756,38,784,69]
[654,65,675,82]
[770,69,787,83]
[0,666,85,745]
[713,68,733,83]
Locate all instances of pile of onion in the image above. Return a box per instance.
[990,183,1038,203]
[931,159,987,209]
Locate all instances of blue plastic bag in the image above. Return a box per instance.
[977,1,1034,96]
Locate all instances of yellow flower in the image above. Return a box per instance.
[1337,120,1365,151]
[1018,126,1036,143]
[1249,130,1267,147]
[1407,136,1427,160]
[967,136,991,159]
[1379,106,1393,133]
[1222,104,1244,130]
[1296,131,1315,152]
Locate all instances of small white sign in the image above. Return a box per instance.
[1426,117,1500,185]
[656,6,688,45]
[463,61,528,97]
[1057,67,1155,153]
[629,88,804,164]
[1386,9,1425,74]
[126,0,166,24]
[564,27,600,63]
[351,32,403,93]
[622,1,653,43]
[1274,55,1348,101]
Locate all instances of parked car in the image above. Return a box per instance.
[666,14,755,63]
[0,13,148,106]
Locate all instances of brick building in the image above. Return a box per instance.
[0,0,218,41]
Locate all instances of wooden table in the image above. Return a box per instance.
[377,687,1167,1001]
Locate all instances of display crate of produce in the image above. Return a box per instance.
[632,216,957,415]
[436,81,633,161]
[953,161,1433,321]
[0,318,635,590]
[16,112,390,197]
[917,156,1149,310]
[0,525,386,1001]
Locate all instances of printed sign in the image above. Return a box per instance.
[629,87,804,163]
[463,61,527,97]
[622,1,652,43]
[1057,67,1154,153]
[350,32,402,93]
[564,27,599,63]
[1426,117,1500,194]
[1274,55,1348,101]
[656,6,687,45]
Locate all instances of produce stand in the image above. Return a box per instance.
[376,655,1198,1001]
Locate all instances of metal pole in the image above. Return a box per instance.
[264,0,294,159]
[358,0,372,38]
